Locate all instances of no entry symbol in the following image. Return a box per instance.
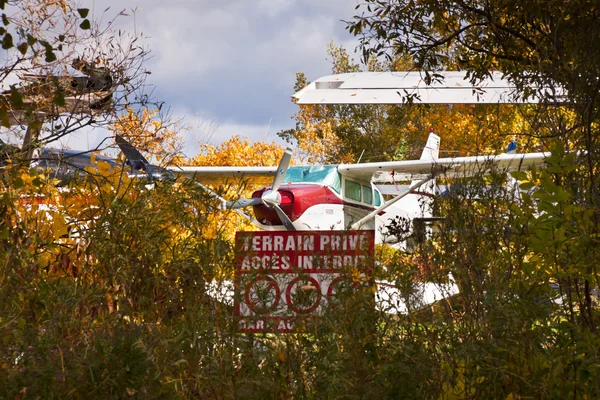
[244,276,281,314]
[285,276,322,314]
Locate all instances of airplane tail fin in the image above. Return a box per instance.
[420,130,441,161]
[386,131,440,251]
[115,135,150,171]
[115,135,175,181]
[412,130,440,196]
[407,131,440,249]
[393,130,440,215]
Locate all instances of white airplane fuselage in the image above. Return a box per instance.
[250,177,433,246]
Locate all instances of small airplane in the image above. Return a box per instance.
[6,71,556,250]
[0,135,174,185]
[165,133,549,248]
[160,71,564,248]
[9,131,543,250]
[18,129,535,248]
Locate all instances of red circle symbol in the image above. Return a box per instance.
[244,276,281,314]
[326,276,354,299]
[326,275,356,310]
[285,276,322,314]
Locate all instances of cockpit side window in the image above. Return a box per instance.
[362,185,372,204]
[374,189,382,207]
[345,180,361,202]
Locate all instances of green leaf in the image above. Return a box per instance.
[2,32,12,49]
[12,177,24,189]
[518,181,535,191]
[79,19,91,30]
[54,91,65,107]
[0,108,10,127]
[26,34,36,46]
[45,48,57,62]
[28,119,42,131]
[16,42,27,55]
[1,13,7,26]
[0,227,8,239]
[532,191,553,202]
[510,171,528,181]
[553,188,571,202]
[10,87,23,108]
[77,8,89,18]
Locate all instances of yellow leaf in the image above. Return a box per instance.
[51,213,69,238]
[277,349,286,363]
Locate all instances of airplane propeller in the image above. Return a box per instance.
[115,135,175,181]
[225,147,296,231]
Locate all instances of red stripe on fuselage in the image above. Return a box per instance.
[251,184,386,226]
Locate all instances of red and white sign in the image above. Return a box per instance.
[234,230,375,333]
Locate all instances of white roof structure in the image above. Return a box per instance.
[293,71,564,105]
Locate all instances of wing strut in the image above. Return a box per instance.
[351,177,431,230]
[192,180,266,229]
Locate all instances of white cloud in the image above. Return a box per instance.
[111,0,360,96]
[176,113,289,159]
[29,0,365,154]
[256,0,294,18]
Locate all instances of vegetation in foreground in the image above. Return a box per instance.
[1,0,600,398]
[1,148,599,399]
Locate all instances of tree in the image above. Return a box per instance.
[347,1,600,148]
[346,1,600,392]
[187,135,285,168]
[108,106,184,165]
[348,1,599,93]
[0,0,152,159]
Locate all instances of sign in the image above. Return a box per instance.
[234,230,375,333]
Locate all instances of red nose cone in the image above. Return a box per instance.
[251,184,342,226]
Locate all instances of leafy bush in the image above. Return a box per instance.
[2,147,600,399]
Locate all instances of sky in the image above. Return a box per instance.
[63,0,362,156]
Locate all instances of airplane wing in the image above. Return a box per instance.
[339,152,550,183]
[293,72,565,105]
[166,166,278,185]
[169,152,549,183]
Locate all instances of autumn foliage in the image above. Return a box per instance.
[3,0,600,398]
[186,135,284,168]
[109,107,184,164]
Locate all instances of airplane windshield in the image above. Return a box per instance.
[283,165,342,193]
